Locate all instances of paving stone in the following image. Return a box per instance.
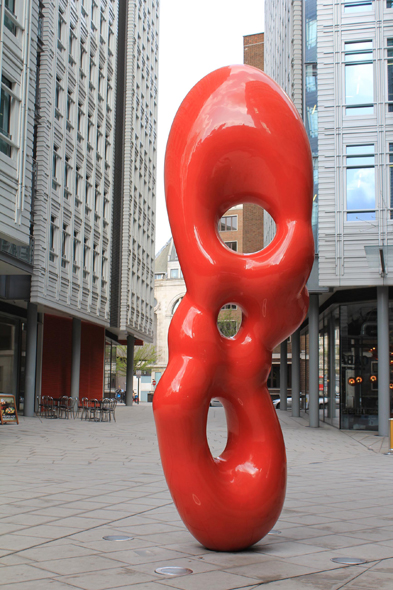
[0,405,391,589]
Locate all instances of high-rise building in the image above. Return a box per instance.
[0,0,159,414]
[265,0,393,434]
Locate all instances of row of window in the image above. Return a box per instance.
[49,215,108,283]
[306,37,393,143]
[52,145,111,223]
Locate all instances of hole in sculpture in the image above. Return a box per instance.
[217,303,242,338]
[217,204,276,254]
[207,403,227,458]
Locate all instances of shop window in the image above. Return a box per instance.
[339,303,390,431]
[345,41,374,115]
[346,144,375,220]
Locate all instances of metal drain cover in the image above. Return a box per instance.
[155,567,193,576]
[268,529,282,535]
[331,557,366,565]
[102,535,133,541]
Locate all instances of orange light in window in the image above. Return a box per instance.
[348,377,355,386]
[390,383,393,390]
[370,375,377,382]
[355,376,363,384]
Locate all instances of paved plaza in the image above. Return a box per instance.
[0,404,392,590]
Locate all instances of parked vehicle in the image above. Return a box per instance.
[273,396,332,410]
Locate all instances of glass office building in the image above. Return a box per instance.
[265,0,393,432]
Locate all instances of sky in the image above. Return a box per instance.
[154,0,265,254]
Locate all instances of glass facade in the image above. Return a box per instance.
[304,0,318,252]
[301,302,393,430]
[104,339,117,397]
[0,313,26,411]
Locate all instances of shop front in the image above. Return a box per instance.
[0,309,27,413]
[301,299,393,430]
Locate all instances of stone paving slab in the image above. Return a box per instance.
[0,404,392,589]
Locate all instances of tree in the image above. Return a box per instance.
[116,343,157,377]
[217,309,241,338]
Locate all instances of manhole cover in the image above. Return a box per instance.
[331,557,366,565]
[268,530,282,535]
[155,567,193,576]
[102,535,133,541]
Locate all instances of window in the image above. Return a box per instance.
[55,77,62,119]
[344,1,373,12]
[102,250,107,282]
[49,216,57,261]
[66,90,72,122]
[4,0,16,35]
[73,231,79,273]
[52,147,59,178]
[306,104,318,138]
[305,63,317,92]
[170,268,179,279]
[0,77,12,157]
[345,41,373,115]
[388,0,393,7]
[93,244,99,283]
[388,39,393,112]
[64,157,70,189]
[77,103,84,133]
[346,145,375,220]
[83,237,89,278]
[61,224,68,267]
[225,241,238,251]
[219,215,238,231]
[389,143,393,219]
[155,273,165,280]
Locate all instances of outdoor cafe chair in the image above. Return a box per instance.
[80,397,90,420]
[43,395,56,419]
[100,398,110,421]
[100,398,116,422]
[58,396,73,419]
[108,398,116,422]
[88,399,101,421]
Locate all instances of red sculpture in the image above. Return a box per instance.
[153,65,314,551]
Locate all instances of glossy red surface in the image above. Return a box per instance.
[153,65,314,551]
